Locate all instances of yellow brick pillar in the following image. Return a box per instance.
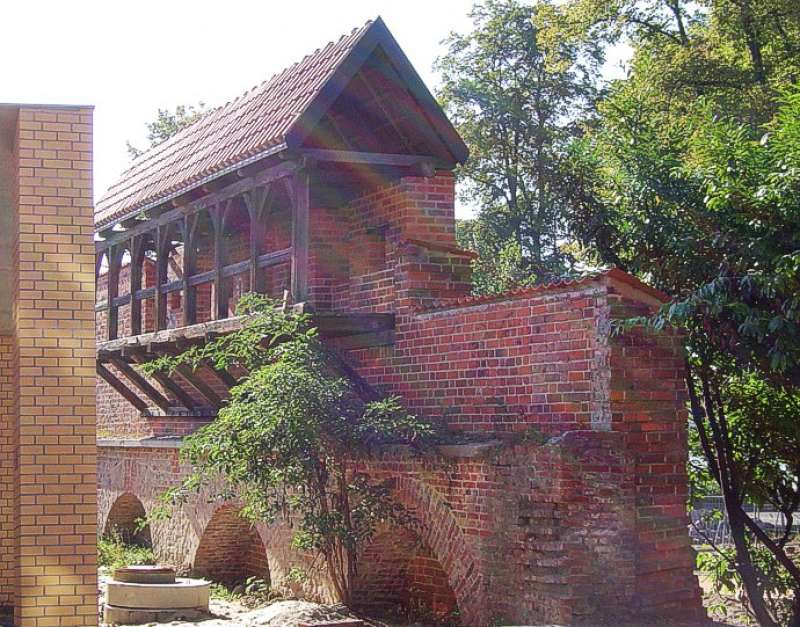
[13,105,97,626]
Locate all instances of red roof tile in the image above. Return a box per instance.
[96,20,375,228]
[416,268,669,312]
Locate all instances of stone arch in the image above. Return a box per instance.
[353,525,458,622]
[103,492,152,548]
[193,504,270,587]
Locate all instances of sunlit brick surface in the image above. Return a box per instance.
[0,105,97,625]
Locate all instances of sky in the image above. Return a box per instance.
[1,1,628,219]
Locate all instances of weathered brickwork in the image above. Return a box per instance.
[96,172,706,625]
[0,105,97,625]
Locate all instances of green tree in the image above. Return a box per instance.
[143,295,438,605]
[568,77,800,627]
[439,0,604,289]
[126,102,207,158]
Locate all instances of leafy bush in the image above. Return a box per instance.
[97,532,155,571]
[145,295,440,605]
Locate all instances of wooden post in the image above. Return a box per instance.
[155,225,170,331]
[211,203,229,320]
[182,214,198,326]
[245,186,271,294]
[290,169,310,305]
[107,245,122,340]
[129,236,143,335]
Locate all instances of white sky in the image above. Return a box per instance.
[1,1,628,220]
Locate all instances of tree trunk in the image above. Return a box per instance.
[694,365,779,626]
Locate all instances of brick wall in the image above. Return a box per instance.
[192,504,269,586]
[102,492,151,547]
[94,170,704,624]
[11,105,97,625]
[0,336,16,608]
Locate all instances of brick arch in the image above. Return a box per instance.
[353,526,458,621]
[193,504,270,587]
[103,492,152,547]
[389,476,485,626]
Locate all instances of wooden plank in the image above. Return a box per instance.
[290,169,310,304]
[257,249,291,268]
[97,362,149,414]
[95,159,299,250]
[110,357,172,413]
[96,312,396,355]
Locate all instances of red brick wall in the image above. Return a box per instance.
[94,170,703,624]
[346,282,607,435]
[608,292,704,617]
[192,504,269,586]
[103,492,151,547]
[353,526,457,620]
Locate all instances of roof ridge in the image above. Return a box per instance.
[104,18,377,199]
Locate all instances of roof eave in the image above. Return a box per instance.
[95,141,288,231]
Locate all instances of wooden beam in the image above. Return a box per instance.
[173,363,222,409]
[110,357,172,413]
[290,169,310,305]
[200,361,238,390]
[298,148,439,169]
[244,186,273,294]
[211,202,229,320]
[128,352,198,411]
[96,362,148,414]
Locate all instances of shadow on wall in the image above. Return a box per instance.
[104,492,152,548]
[192,505,270,587]
[352,526,459,624]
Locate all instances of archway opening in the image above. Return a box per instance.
[352,526,459,624]
[193,505,270,587]
[103,493,152,548]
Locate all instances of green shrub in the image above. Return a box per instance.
[97,532,155,571]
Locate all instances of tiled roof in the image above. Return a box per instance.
[96,21,375,228]
[417,268,669,312]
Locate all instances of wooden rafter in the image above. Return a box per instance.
[127,351,198,411]
[96,362,148,414]
[109,357,172,412]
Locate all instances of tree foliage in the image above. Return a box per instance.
[451,1,800,623]
[126,102,207,158]
[143,295,439,604]
[439,0,604,288]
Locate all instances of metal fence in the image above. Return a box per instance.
[690,496,800,546]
